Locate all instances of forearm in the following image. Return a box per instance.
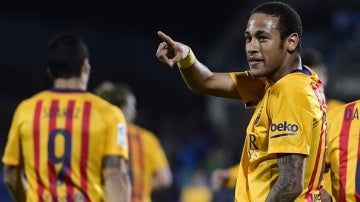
[179,59,214,95]
[6,182,26,202]
[103,156,131,202]
[265,154,304,202]
[179,61,237,98]
[3,165,26,202]
[105,169,131,202]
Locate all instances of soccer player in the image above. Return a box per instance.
[301,47,344,201]
[210,47,344,200]
[2,33,131,202]
[326,101,360,201]
[94,81,173,202]
[155,2,327,201]
[301,47,344,110]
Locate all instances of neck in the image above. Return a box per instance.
[53,77,86,90]
[267,53,301,83]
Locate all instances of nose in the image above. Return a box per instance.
[246,39,259,53]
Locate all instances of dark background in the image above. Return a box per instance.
[1,0,360,201]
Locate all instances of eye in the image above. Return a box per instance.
[245,36,251,43]
[259,36,268,42]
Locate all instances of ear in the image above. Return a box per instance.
[287,33,299,53]
[82,58,90,73]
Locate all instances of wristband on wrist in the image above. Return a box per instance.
[177,47,196,69]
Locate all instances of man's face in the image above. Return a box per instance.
[245,13,287,78]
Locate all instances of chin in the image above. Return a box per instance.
[249,69,263,78]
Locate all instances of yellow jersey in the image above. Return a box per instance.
[127,123,169,202]
[2,89,128,202]
[326,100,360,201]
[230,67,327,202]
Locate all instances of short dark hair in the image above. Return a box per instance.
[47,33,89,79]
[251,1,302,51]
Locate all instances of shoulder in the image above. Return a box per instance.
[128,124,160,141]
[86,93,126,122]
[327,100,359,121]
[327,100,360,141]
[272,70,320,97]
[14,90,49,110]
[327,99,345,111]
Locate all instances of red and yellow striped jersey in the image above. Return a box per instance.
[230,67,327,202]
[321,98,344,201]
[127,123,169,202]
[326,100,360,202]
[2,89,128,202]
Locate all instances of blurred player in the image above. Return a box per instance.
[94,81,172,202]
[326,100,360,201]
[300,47,344,109]
[2,33,131,202]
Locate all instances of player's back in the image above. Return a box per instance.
[127,123,169,202]
[327,100,360,202]
[6,88,125,202]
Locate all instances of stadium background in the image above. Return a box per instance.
[0,0,359,201]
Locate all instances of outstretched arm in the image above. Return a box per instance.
[155,31,241,99]
[265,153,304,202]
[104,156,131,202]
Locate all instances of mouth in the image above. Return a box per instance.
[248,58,263,66]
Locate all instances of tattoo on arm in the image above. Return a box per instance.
[266,153,305,202]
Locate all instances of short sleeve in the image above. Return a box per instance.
[2,103,23,165]
[103,106,128,160]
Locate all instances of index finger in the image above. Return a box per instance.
[157,31,176,48]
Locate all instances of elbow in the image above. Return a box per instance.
[152,169,173,189]
[159,175,173,188]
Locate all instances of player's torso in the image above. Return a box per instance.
[239,73,326,201]
[127,124,153,202]
[20,90,110,202]
[328,101,360,202]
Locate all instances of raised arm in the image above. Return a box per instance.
[103,156,131,202]
[265,154,304,202]
[156,31,241,99]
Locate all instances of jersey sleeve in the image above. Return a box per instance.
[146,131,169,171]
[2,102,24,165]
[267,79,319,155]
[103,106,128,160]
[229,71,267,107]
